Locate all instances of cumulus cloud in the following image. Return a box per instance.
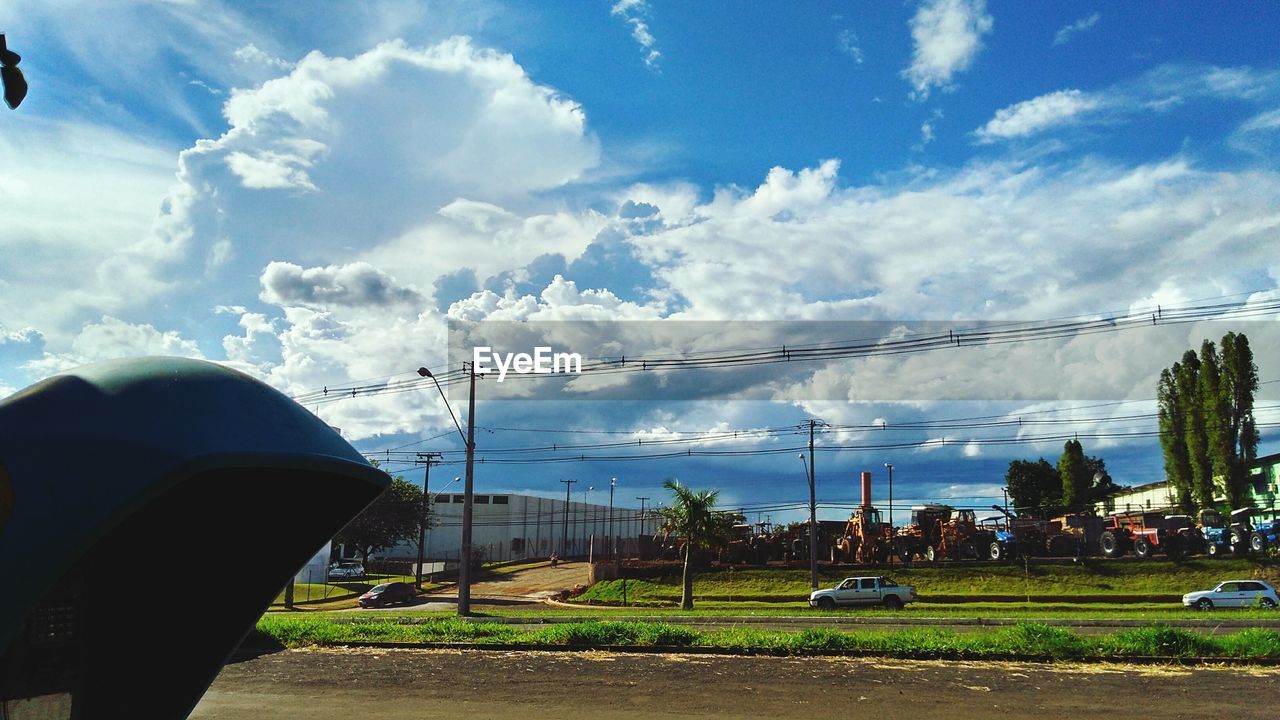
[1053,12,1100,46]
[611,0,661,69]
[25,317,205,376]
[260,261,424,308]
[903,0,994,100]
[974,89,1100,142]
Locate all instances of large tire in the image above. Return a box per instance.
[1232,528,1251,555]
[898,547,914,564]
[1133,537,1153,559]
[924,545,937,562]
[883,595,904,611]
[1207,541,1221,557]
[989,542,1005,561]
[1251,533,1268,554]
[1195,598,1214,611]
[817,596,835,610]
[1099,531,1123,558]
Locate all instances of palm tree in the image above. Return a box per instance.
[658,479,726,610]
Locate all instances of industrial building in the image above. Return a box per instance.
[364,492,658,565]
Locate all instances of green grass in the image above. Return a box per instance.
[576,559,1280,604]
[251,617,1280,660]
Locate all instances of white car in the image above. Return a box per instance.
[1182,580,1278,610]
[327,561,365,580]
[809,576,916,610]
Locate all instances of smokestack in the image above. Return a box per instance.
[860,471,872,508]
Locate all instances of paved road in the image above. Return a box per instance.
[191,647,1280,720]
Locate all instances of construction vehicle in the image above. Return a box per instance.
[893,504,981,562]
[1098,511,1193,560]
[1250,516,1280,553]
[1043,512,1104,557]
[985,505,1049,560]
[836,471,894,564]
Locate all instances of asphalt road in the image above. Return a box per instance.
[190,647,1280,720]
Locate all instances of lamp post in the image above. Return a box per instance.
[417,364,478,616]
[584,486,594,558]
[608,477,617,560]
[884,462,894,565]
[798,452,817,592]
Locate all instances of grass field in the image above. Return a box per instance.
[576,558,1280,605]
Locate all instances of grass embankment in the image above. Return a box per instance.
[577,559,1280,605]
[253,616,1280,660]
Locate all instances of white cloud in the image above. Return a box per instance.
[25,316,205,376]
[1053,12,1100,47]
[838,30,864,65]
[974,89,1100,142]
[903,0,994,100]
[611,0,661,69]
[234,43,294,71]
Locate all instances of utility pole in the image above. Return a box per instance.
[807,419,818,592]
[457,362,478,617]
[884,461,894,565]
[561,479,577,556]
[414,451,443,590]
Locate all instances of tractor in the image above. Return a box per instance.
[893,505,980,562]
[1098,511,1193,560]
[985,505,1049,560]
[1199,508,1257,556]
[1251,516,1280,554]
[1043,512,1104,557]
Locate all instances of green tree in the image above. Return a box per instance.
[1214,331,1260,506]
[658,479,727,610]
[1004,459,1061,517]
[1058,439,1090,511]
[1157,364,1195,511]
[1177,349,1214,509]
[334,476,423,564]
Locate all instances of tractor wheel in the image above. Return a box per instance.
[1195,598,1214,611]
[1099,531,1123,558]
[817,596,836,610]
[1231,528,1251,555]
[924,545,938,562]
[989,542,1005,561]
[883,595,904,611]
[1251,533,1268,554]
[1133,537,1153,559]
[1207,541,1221,557]
[898,546,914,564]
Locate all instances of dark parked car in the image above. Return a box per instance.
[357,581,416,608]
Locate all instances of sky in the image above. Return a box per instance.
[2,1,1279,525]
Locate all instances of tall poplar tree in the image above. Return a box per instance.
[1058,439,1090,511]
[1215,332,1260,506]
[1157,365,1195,512]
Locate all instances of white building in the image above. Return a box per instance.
[370,492,657,564]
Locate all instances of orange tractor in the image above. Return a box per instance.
[894,504,982,562]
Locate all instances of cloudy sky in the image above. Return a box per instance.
[2,1,1278,523]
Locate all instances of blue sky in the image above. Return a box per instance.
[2,1,1279,523]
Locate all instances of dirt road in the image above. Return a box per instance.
[190,647,1279,719]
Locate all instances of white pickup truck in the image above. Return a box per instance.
[809,576,916,610]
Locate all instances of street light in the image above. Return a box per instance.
[798,453,817,591]
[884,462,894,566]
[884,463,894,529]
[608,477,617,561]
[417,364,478,616]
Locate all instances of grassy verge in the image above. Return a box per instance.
[577,559,1280,605]
[252,617,1280,660]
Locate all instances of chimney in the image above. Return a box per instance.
[860,471,872,508]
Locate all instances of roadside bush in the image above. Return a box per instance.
[1215,629,1280,658]
[990,623,1088,658]
[1105,625,1212,657]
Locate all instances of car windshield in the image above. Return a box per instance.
[370,584,390,592]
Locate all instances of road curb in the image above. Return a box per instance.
[265,641,1280,666]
